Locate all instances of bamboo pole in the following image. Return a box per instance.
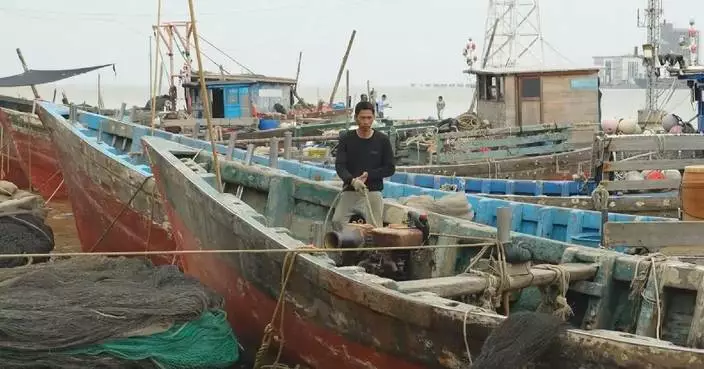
[15,48,40,99]
[149,0,162,135]
[329,30,356,105]
[187,0,223,192]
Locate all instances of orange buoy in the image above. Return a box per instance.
[682,165,704,220]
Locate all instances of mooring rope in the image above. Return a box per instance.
[88,175,154,253]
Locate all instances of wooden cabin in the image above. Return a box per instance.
[467,66,601,128]
[183,74,297,126]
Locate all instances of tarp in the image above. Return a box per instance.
[0,63,115,87]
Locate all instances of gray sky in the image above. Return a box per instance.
[0,0,702,87]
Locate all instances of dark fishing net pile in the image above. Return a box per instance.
[471,312,566,369]
[0,180,54,268]
[0,256,238,368]
[0,212,54,268]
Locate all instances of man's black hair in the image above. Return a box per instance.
[354,101,376,116]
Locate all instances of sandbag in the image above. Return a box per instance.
[400,192,475,220]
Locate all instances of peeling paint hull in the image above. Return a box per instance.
[0,108,67,199]
[0,110,30,189]
[144,136,704,369]
[36,105,175,266]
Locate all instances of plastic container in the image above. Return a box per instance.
[570,233,601,248]
[258,119,280,130]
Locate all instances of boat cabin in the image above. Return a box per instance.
[467,66,601,128]
[183,74,297,126]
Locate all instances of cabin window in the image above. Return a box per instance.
[479,75,503,101]
[521,77,541,99]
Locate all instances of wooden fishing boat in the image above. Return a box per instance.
[36,103,175,264]
[37,101,668,255]
[398,146,593,179]
[142,135,704,369]
[0,103,67,199]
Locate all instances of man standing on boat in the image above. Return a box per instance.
[333,101,395,230]
[436,96,446,120]
[376,94,391,119]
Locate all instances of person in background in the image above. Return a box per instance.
[360,94,369,103]
[333,101,395,231]
[436,96,446,120]
[377,94,391,118]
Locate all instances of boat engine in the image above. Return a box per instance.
[324,211,430,280]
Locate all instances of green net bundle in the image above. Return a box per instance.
[0,256,239,368]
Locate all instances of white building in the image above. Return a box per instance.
[592,54,646,87]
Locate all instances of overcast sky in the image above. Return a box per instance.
[0,0,702,88]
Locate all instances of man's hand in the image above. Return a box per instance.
[351,172,368,192]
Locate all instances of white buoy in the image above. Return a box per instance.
[663,170,682,181]
[662,113,679,131]
[625,170,645,181]
[617,119,640,134]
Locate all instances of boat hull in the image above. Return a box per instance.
[0,111,30,189]
[145,137,704,369]
[0,108,67,199]
[36,106,175,265]
[398,147,592,179]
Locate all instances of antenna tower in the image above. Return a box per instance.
[637,0,663,112]
[481,0,545,68]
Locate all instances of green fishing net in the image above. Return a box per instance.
[68,309,238,368]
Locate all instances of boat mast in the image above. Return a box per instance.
[153,21,193,113]
[638,0,663,115]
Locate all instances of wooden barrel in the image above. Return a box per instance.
[682,165,704,220]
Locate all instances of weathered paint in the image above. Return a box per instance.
[0,108,67,199]
[0,112,30,189]
[36,103,175,266]
[143,136,704,369]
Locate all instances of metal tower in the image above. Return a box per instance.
[481,0,545,68]
[637,0,663,112]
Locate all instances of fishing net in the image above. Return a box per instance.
[0,181,54,268]
[471,312,566,369]
[0,256,239,368]
[399,192,475,220]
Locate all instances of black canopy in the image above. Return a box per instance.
[0,63,115,87]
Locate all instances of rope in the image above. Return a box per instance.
[44,179,64,205]
[591,185,609,210]
[629,253,666,339]
[534,264,573,321]
[253,246,314,369]
[88,176,154,252]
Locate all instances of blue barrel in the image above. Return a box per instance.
[258,119,280,130]
[331,102,346,110]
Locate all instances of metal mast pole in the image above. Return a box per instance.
[643,0,663,112]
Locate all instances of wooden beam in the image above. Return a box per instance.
[603,158,704,172]
[604,134,704,152]
[395,263,598,297]
[438,122,574,139]
[604,221,704,250]
[600,179,680,192]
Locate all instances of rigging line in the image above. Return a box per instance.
[198,34,255,74]
[542,38,573,65]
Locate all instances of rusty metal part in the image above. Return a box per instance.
[370,227,424,248]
